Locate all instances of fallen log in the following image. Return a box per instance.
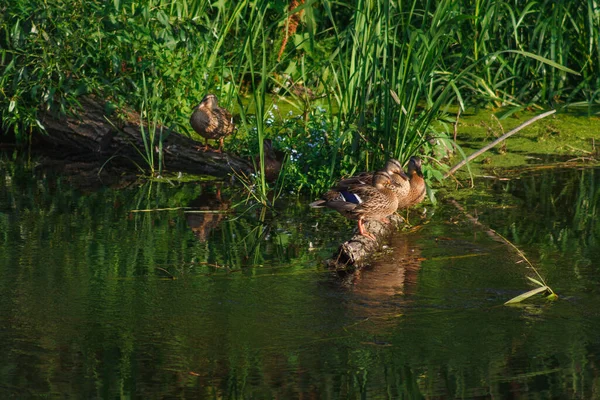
[37,96,253,177]
[327,214,405,269]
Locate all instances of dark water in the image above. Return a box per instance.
[1,160,600,399]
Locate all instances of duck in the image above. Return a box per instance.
[190,94,234,152]
[253,139,284,182]
[310,170,399,240]
[336,158,410,209]
[398,156,426,209]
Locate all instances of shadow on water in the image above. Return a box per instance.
[2,155,600,398]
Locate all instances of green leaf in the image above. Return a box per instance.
[35,119,46,131]
[503,50,581,75]
[504,286,549,305]
[156,11,170,27]
[526,276,545,287]
[426,185,437,205]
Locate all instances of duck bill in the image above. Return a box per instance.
[398,171,409,180]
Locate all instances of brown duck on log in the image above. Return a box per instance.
[310,170,399,241]
[37,97,253,178]
[325,157,428,269]
[190,94,235,152]
[335,158,410,209]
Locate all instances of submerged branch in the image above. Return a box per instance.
[327,214,405,269]
[131,207,193,212]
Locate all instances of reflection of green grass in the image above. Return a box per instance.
[2,153,600,398]
[458,166,600,284]
[0,158,332,275]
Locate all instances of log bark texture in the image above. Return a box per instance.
[327,214,405,269]
[38,97,253,177]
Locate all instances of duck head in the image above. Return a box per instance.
[197,94,218,109]
[408,156,423,178]
[384,158,409,181]
[372,171,393,189]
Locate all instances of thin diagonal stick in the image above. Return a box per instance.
[444,109,556,178]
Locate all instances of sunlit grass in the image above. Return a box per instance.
[0,0,598,193]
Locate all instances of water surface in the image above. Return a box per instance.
[1,159,599,398]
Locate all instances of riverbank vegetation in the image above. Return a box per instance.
[1,0,598,194]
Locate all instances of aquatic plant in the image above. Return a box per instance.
[498,230,558,305]
[0,0,597,193]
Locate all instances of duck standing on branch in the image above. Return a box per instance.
[190,94,234,152]
[336,158,410,208]
[310,170,399,241]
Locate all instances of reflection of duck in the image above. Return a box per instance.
[398,156,426,209]
[185,186,230,242]
[190,94,234,152]
[336,159,410,209]
[254,139,285,182]
[341,235,423,328]
[310,171,399,240]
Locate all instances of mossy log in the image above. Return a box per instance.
[327,214,405,269]
[37,97,253,177]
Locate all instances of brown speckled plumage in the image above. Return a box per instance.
[336,159,410,209]
[310,171,399,240]
[190,94,234,152]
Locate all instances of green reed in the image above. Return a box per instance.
[453,0,599,107]
[138,73,165,176]
[233,1,269,205]
[317,0,465,173]
[1,0,598,193]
